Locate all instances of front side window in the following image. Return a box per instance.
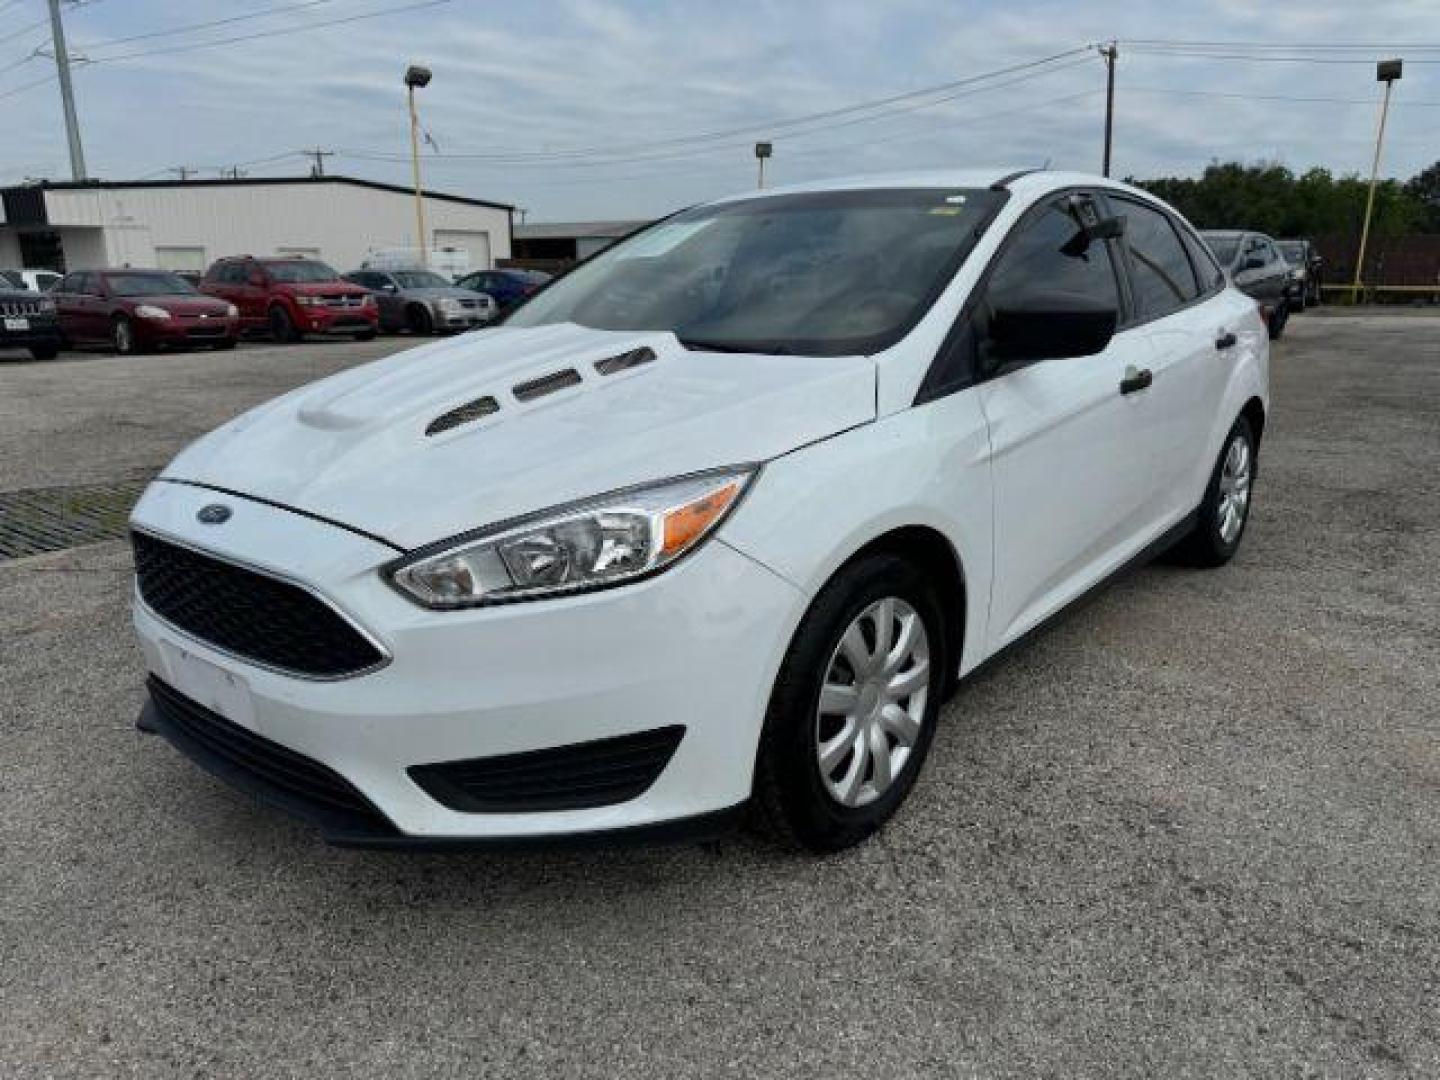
[1114,198,1200,319]
[984,197,1122,315]
[507,188,1005,356]
[105,272,197,297]
[265,260,341,284]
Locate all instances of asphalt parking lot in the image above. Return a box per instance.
[2,313,1437,1078]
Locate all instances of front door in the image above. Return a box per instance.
[973,193,1158,649]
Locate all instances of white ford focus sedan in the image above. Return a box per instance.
[130,169,1268,851]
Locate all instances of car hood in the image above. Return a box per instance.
[161,323,876,550]
[406,286,492,302]
[134,295,232,315]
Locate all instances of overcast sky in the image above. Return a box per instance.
[2,0,1437,221]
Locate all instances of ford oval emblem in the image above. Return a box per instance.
[197,504,232,525]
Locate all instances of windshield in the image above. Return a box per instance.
[267,261,341,283]
[1201,235,1242,265]
[506,188,1003,356]
[1276,241,1306,264]
[106,271,197,296]
[392,271,451,289]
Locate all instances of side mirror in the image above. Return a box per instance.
[987,293,1118,365]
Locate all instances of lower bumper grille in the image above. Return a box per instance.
[408,726,685,813]
[145,675,396,836]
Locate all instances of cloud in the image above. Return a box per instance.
[2,0,1435,217]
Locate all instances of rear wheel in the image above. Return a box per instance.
[1172,415,1256,568]
[355,328,377,342]
[407,304,434,335]
[212,338,237,351]
[754,553,945,852]
[28,343,60,361]
[268,304,300,343]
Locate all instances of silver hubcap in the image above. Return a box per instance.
[815,597,930,808]
[1217,434,1252,544]
[115,321,131,352]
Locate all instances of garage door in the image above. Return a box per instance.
[433,229,491,274]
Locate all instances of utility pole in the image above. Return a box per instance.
[1100,41,1118,178]
[46,0,87,181]
[404,65,433,267]
[755,141,772,189]
[303,148,334,177]
[168,166,196,181]
[1351,59,1403,304]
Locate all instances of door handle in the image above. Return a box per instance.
[1215,332,1237,350]
[1119,366,1153,395]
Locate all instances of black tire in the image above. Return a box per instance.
[28,343,60,361]
[268,304,300,343]
[1267,300,1289,340]
[112,315,141,355]
[753,553,947,852]
[355,328,377,342]
[212,338,237,351]
[406,304,434,335]
[1171,415,1257,568]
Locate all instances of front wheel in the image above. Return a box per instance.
[112,316,140,355]
[354,328,377,342]
[754,553,945,852]
[1267,301,1289,340]
[29,343,60,361]
[268,305,300,343]
[1172,416,1256,568]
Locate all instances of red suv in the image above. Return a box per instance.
[200,256,378,342]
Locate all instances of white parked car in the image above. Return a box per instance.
[129,169,1268,851]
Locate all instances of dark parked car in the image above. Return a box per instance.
[453,268,551,314]
[1276,239,1322,308]
[1199,230,1295,339]
[344,269,497,334]
[200,256,377,342]
[51,269,240,355]
[0,286,61,360]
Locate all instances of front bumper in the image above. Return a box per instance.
[138,316,240,346]
[0,318,61,350]
[294,305,378,334]
[129,480,803,844]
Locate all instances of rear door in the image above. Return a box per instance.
[975,192,1160,648]
[51,274,87,341]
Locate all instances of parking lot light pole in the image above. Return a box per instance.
[404,64,433,268]
[755,141,772,189]
[1351,59,1402,304]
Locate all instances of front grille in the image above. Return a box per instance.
[146,676,394,832]
[185,326,227,338]
[132,530,387,678]
[324,295,364,308]
[408,726,685,813]
[1,299,44,318]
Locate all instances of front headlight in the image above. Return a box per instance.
[134,304,171,320]
[38,298,56,314]
[436,298,463,313]
[226,303,239,318]
[388,467,756,608]
[294,295,325,307]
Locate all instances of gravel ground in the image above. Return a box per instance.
[1,315,1437,1078]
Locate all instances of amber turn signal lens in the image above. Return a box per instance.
[661,481,741,557]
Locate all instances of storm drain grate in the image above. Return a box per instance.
[0,480,147,560]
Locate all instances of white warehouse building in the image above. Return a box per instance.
[0,175,513,277]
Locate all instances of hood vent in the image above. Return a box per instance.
[425,395,500,436]
[595,347,656,376]
[513,368,582,402]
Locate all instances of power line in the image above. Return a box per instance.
[334,49,1095,169]
[76,0,336,54]
[1123,38,1440,51]
[351,45,1094,166]
[0,0,451,101]
[1124,47,1440,65]
[1124,85,1440,108]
